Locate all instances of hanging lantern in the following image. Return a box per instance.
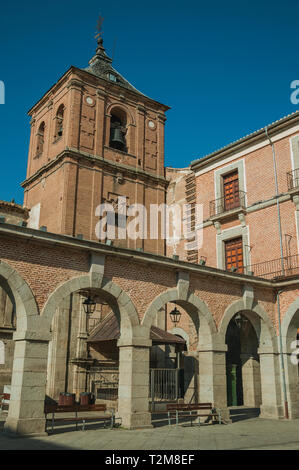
[234,313,248,329]
[82,296,96,315]
[169,306,181,326]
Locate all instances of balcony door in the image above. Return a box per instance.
[223,171,240,211]
[225,237,243,273]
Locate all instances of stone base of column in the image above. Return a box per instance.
[288,402,299,419]
[217,407,232,424]
[4,417,47,437]
[117,411,153,430]
[259,404,285,419]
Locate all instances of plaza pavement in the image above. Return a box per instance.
[1,410,299,450]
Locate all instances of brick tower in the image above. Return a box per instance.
[22,32,169,254]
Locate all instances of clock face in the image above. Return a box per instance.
[148,120,155,129]
[86,96,94,105]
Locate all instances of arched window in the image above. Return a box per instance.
[109,108,127,152]
[54,104,64,141]
[36,122,45,157]
[0,341,5,365]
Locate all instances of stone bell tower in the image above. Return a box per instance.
[22,28,170,254]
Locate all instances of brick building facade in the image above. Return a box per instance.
[0,33,299,436]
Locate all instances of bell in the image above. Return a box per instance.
[110,126,126,150]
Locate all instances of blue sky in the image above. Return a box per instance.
[0,0,298,204]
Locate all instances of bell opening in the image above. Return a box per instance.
[109,109,127,152]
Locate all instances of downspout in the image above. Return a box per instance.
[264,126,285,275]
[276,288,289,419]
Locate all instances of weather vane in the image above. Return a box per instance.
[95,14,104,43]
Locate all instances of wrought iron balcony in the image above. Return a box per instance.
[287,168,299,191]
[244,254,299,279]
[210,190,246,218]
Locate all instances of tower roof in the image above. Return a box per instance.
[83,36,147,98]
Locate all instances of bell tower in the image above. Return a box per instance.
[22,26,170,255]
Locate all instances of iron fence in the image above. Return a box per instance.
[149,368,181,402]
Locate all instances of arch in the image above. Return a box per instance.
[168,327,190,349]
[142,288,217,350]
[41,274,140,342]
[36,121,45,156]
[0,260,39,332]
[218,299,278,353]
[106,102,135,126]
[282,297,299,352]
[54,104,64,140]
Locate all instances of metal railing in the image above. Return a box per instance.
[244,254,299,279]
[287,168,299,191]
[210,190,246,217]
[150,368,181,402]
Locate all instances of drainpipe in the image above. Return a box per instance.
[276,288,289,419]
[264,126,285,276]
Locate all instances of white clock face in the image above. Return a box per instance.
[148,120,155,129]
[86,97,94,105]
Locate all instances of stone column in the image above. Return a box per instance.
[4,330,51,436]
[117,338,152,429]
[241,353,262,407]
[283,351,299,418]
[258,347,284,419]
[198,345,231,422]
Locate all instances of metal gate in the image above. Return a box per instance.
[150,368,183,403]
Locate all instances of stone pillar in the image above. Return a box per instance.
[4,330,51,436]
[198,345,230,421]
[241,354,262,407]
[258,347,284,419]
[117,338,152,429]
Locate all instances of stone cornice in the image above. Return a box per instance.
[0,201,29,218]
[21,148,168,189]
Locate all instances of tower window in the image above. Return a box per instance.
[54,104,64,141]
[109,109,127,152]
[35,122,45,157]
[108,73,117,82]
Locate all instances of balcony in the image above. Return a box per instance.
[244,254,299,280]
[209,190,246,220]
[287,168,299,192]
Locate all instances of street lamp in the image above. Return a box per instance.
[82,296,96,316]
[169,306,181,327]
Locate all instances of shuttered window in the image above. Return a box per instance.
[225,237,243,273]
[223,171,240,211]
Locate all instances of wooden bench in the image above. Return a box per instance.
[0,393,10,413]
[44,403,115,432]
[166,403,222,427]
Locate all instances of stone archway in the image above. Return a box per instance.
[142,284,231,419]
[282,298,299,418]
[0,261,51,436]
[219,299,283,419]
[42,273,146,429]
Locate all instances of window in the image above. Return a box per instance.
[36,122,45,157]
[54,104,64,141]
[225,237,243,273]
[223,171,240,211]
